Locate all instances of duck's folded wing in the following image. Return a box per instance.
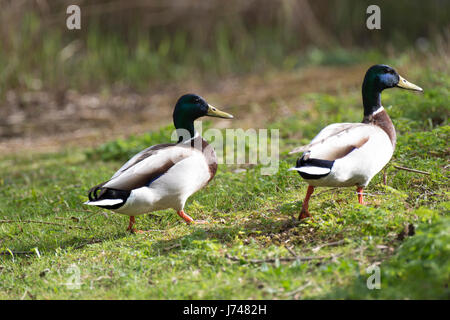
[110,143,174,179]
[289,123,371,160]
[103,144,194,190]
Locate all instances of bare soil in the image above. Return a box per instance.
[0,65,366,153]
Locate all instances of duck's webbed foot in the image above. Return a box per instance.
[177,210,208,225]
[126,216,159,233]
[191,220,208,225]
[299,208,312,220]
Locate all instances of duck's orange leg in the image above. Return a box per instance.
[299,185,314,220]
[127,216,136,232]
[357,187,365,205]
[177,210,207,225]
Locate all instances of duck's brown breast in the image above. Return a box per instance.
[362,109,397,149]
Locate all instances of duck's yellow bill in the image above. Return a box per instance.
[397,75,423,92]
[206,104,234,119]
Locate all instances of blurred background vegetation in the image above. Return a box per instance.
[0,0,449,94]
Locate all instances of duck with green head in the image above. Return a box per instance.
[289,65,423,219]
[85,94,233,232]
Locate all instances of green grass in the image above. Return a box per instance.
[0,63,449,299]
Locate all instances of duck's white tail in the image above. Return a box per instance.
[84,199,124,206]
[288,166,331,175]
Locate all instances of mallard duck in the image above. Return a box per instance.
[289,65,423,219]
[84,94,233,232]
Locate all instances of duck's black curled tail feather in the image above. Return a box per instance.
[88,182,107,201]
[87,182,130,210]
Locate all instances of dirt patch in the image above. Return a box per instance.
[0,64,366,153]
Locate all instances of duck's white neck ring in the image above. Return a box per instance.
[372,106,384,115]
[178,130,200,144]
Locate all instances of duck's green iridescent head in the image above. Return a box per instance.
[173,94,233,139]
[362,64,423,115]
